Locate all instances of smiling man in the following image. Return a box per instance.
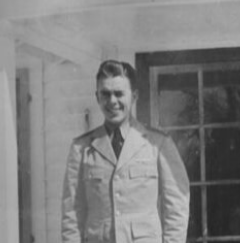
[96,74,137,127]
[62,60,190,243]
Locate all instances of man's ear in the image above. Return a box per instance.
[132,89,139,103]
[95,91,99,103]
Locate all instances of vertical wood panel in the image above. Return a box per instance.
[16,69,32,243]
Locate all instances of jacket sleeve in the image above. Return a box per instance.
[158,136,190,243]
[61,142,87,243]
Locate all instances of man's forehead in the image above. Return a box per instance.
[98,86,126,92]
[97,76,131,90]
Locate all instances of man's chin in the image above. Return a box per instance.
[106,117,123,125]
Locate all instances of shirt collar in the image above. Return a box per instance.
[104,120,131,140]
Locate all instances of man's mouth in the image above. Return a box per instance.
[106,107,121,114]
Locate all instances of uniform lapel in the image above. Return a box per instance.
[91,126,117,165]
[116,120,148,170]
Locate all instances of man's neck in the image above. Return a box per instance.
[104,119,131,140]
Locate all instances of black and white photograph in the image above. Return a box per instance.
[1,1,240,243]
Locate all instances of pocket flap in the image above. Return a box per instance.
[131,221,156,238]
[83,169,105,180]
[129,166,158,179]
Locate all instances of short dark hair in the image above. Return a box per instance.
[96,60,137,90]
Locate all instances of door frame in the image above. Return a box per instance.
[16,55,46,243]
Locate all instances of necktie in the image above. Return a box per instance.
[112,128,124,159]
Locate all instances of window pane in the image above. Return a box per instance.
[203,70,240,124]
[207,185,240,236]
[170,129,200,181]
[187,187,202,239]
[158,73,199,127]
[205,128,240,180]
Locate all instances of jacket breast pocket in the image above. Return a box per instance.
[83,168,107,200]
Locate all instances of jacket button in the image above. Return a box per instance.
[116,210,121,216]
[115,175,120,180]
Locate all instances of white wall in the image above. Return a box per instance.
[16,52,103,243]
[0,35,16,114]
[43,59,102,243]
[0,0,205,20]
[14,29,136,242]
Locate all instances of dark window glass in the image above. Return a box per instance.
[203,70,240,124]
[158,73,199,127]
[205,128,240,180]
[170,129,200,182]
[187,187,202,238]
[207,185,240,236]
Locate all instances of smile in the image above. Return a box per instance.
[106,108,121,114]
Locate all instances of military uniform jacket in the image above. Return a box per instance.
[62,120,190,243]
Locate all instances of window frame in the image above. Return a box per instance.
[136,50,240,243]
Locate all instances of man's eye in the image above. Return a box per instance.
[114,91,124,97]
[101,91,111,98]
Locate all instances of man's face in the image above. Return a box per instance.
[96,76,138,126]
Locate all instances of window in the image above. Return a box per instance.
[149,62,240,243]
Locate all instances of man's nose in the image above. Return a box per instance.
[109,94,117,103]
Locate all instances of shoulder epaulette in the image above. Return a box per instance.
[73,128,96,142]
[146,125,169,137]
